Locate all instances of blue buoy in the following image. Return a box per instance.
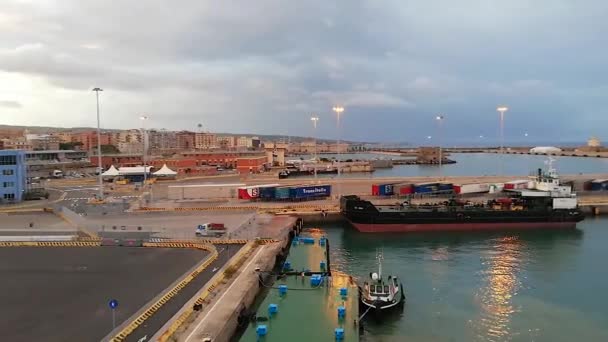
[257,325,268,337]
[310,274,322,287]
[283,261,291,271]
[268,303,278,315]
[337,306,346,318]
[339,287,348,297]
[334,328,344,340]
[278,285,288,296]
[320,261,326,270]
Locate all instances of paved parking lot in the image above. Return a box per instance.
[0,212,73,230]
[0,247,208,342]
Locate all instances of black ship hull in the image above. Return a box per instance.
[341,196,584,233]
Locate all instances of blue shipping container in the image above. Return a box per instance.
[259,186,277,199]
[414,183,439,193]
[438,183,453,191]
[275,186,291,199]
[378,183,394,196]
[591,180,608,191]
[289,185,332,199]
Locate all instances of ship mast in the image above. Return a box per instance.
[377,249,383,279]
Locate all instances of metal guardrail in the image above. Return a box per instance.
[0,241,101,247]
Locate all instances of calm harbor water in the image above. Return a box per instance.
[296,153,608,178]
[318,218,608,342]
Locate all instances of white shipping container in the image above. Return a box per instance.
[552,197,577,209]
[168,183,244,200]
[455,183,491,194]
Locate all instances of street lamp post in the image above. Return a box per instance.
[497,106,509,175]
[140,115,149,185]
[436,115,444,178]
[310,116,319,181]
[92,87,104,200]
[332,106,345,199]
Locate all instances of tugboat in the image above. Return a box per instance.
[360,250,405,314]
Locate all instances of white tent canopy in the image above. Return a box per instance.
[118,166,153,175]
[101,165,120,177]
[153,164,177,176]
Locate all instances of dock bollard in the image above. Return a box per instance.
[268,303,278,315]
[334,328,345,340]
[256,325,268,337]
[278,285,288,296]
[337,306,346,319]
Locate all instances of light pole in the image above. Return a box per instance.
[310,116,319,181]
[436,115,444,178]
[497,106,509,175]
[140,115,149,185]
[92,87,104,200]
[332,106,345,199]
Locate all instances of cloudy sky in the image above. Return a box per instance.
[1,0,607,143]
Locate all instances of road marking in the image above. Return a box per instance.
[184,246,263,342]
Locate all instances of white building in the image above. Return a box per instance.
[529,146,562,154]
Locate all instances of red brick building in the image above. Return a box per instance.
[90,154,143,169]
[236,156,268,174]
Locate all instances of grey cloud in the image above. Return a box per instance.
[1,0,607,142]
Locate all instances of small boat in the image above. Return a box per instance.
[360,250,404,314]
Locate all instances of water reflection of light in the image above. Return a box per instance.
[473,235,524,341]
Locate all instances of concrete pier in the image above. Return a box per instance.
[153,216,298,342]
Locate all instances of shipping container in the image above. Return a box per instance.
[372,183,395,196]
[237,183,279,199]
[259,186,277,200]
[453,183,491,194]
[504,180,529,190]
[169,183,241,200]
[590,179,608,191]
[289,185,332,199]
[413,182,439,194]
[394,183,413,195]
[438,183,453,192]
[274,186,291,200]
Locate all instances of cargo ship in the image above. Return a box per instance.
[341,164,584,233]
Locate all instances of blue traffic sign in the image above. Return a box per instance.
[109,299,119,309]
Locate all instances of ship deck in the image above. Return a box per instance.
[239,229,359,342]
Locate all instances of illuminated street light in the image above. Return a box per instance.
[92,87,103,200]
[332,106,345,198]
[310,116,319,180]
[497,106,509,175]
[140,115,149,185]
[436,115,444,178]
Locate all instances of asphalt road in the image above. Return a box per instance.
[0,247,208,342]
[122,244,242,342]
